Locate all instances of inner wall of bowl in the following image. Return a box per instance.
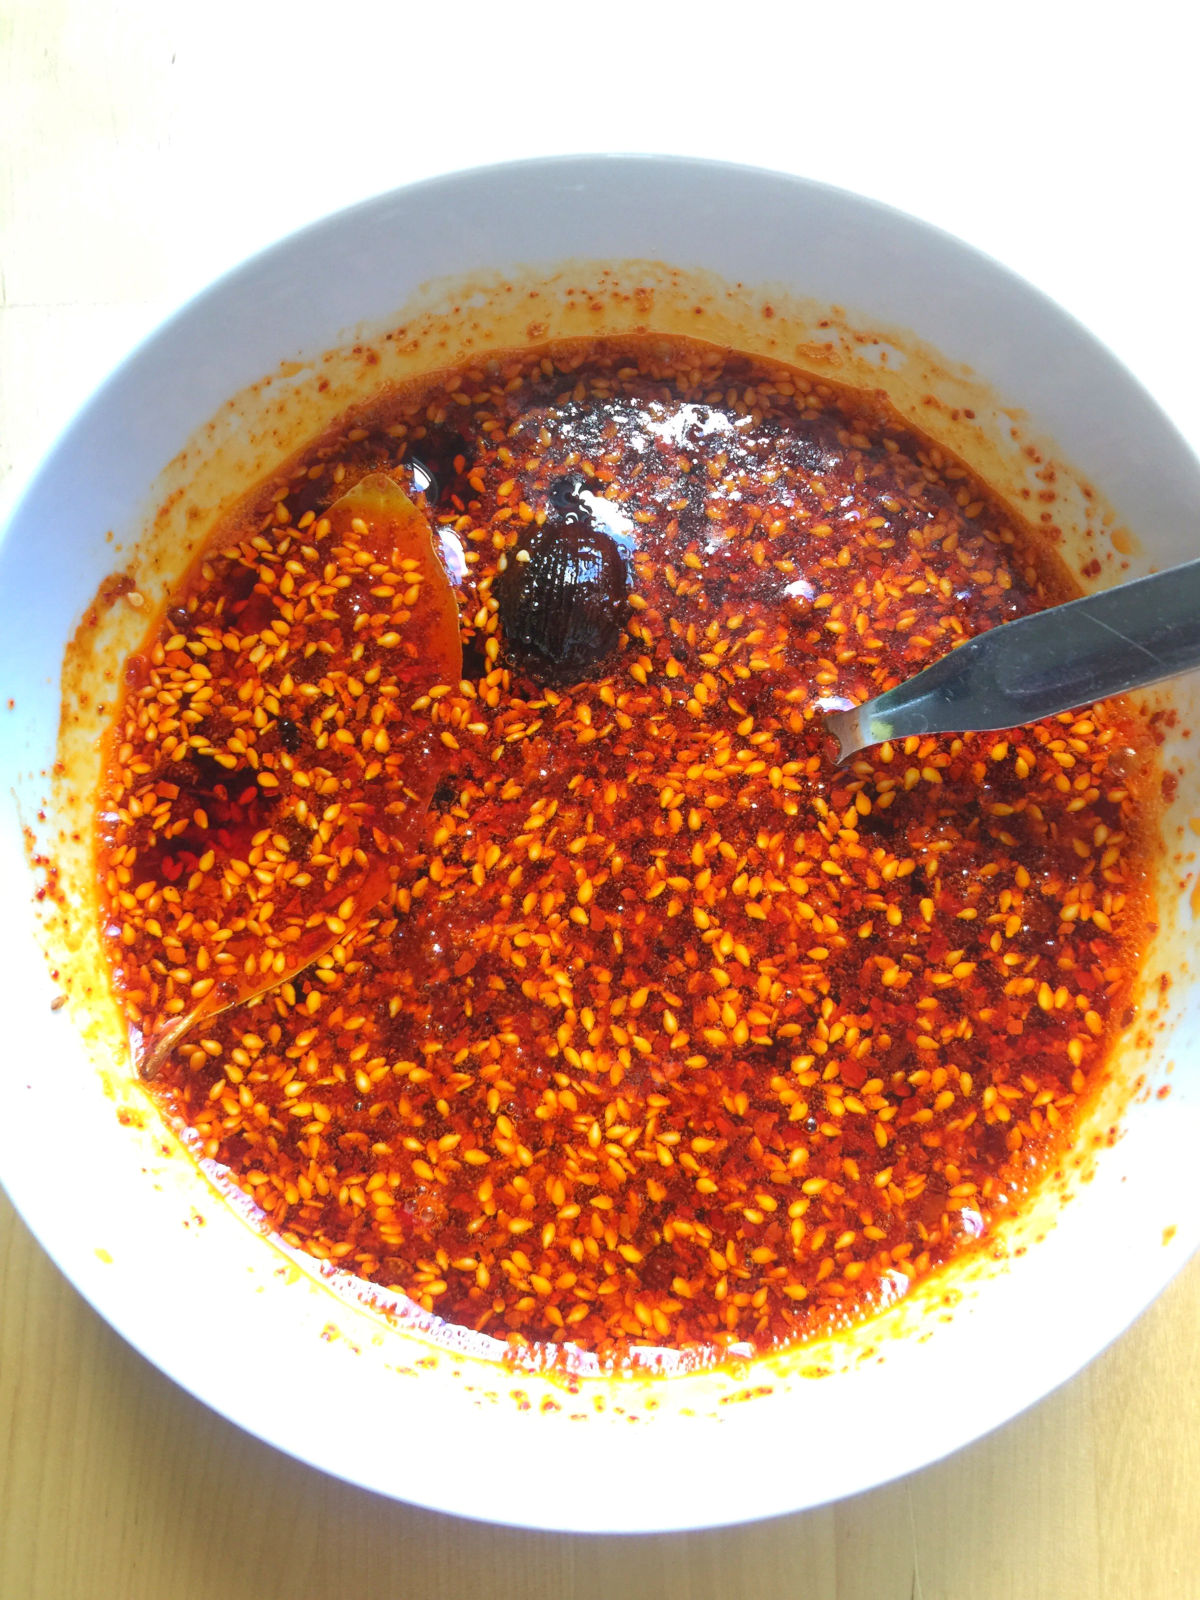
[2,161,1199,1530]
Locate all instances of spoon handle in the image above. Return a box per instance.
[825,555,1200,762]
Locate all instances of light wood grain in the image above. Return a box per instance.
[3,4,1199,1594]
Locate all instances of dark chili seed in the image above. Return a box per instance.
[430,775,459,811]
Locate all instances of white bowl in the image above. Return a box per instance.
[2,156,1198,1532]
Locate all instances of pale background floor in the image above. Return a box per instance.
[2,3,1198,1596]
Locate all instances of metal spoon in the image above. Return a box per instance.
[824,556,1200,763]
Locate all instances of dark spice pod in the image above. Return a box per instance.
[496,509,630,685]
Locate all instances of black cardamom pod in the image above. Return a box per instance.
[496,505,630,686]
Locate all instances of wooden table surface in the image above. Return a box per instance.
[3,5,1198,1595]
